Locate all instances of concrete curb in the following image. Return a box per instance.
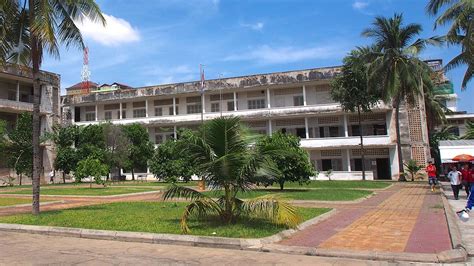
[0,200,65,209]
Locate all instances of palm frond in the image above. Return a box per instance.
[241,195,301,228]
[180,198,221,234]
[162,184,209,201]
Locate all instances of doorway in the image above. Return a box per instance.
[376,158,391,180]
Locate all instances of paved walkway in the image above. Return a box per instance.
[441,182,474,256]
[280,183,452,254]
[0,231,402,265]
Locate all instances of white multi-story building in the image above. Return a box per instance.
[0,64,61,182]
[62,65,432,181]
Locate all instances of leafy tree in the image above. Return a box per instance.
[430,125,458,172]
[404,159,424,181]
[75,157,109,188]
[76,124,107,162]
[123,124,154,181]
[0,0,104,214]
[362,13,442,181]
[103,123,130,181]
[163,117,300,234]
[331,47,381,180]
[427,0,474,89]
[150,138,197,183]
[50,125,79,183]
[257,132,315,190]
[5,113,33,185]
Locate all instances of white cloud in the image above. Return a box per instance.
[352,1,369,10]
[76,13,140,46]
[223,44,347,65]
[241,22,264,31]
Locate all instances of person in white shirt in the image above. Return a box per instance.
[448,166,462,200]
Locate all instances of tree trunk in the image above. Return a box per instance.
[393,96,406,181]
[29,1,41,214]
[19,174,22,186]
[222,185,233,223]
[358,106,366,181]
[131,169,135,181]
[279,181,285,190]
[63,172,66,184]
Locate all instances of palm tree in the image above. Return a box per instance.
[1,0,105,215]
[462,121,474,139]
[404,159,423,181]
[427,0,474,89]
[362,13,442,181]
[162,117,301,234]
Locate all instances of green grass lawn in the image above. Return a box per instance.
[0,198,34,207]
[270,180,392,189]
[0,202,330,238]
[0,187,159,196]
[110,181,199,187]
[203,188,372,201]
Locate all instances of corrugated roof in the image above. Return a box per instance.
[439,140,474,147]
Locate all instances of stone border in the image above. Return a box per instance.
[0,190,162,199]
[0,200,65,209]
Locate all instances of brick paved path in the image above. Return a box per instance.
[280,183,452,254]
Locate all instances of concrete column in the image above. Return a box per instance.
[119,102,123,119]
[268,120,273,136]
[174,125,177,139]
[71,107,75,124]
[266,88,271,109]
[202,94,206,113]
[343,114,348,137]
[346,149,352,172]
[302,85,307,106]
[233,92,237,111]
[16,81,20,101]
[145,99,149,118]
[304,117,309,139]
[95,105,98,121]
[173,97,176,115]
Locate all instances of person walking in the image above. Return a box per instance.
[461,164,471,196]
[448,166,462,200]
[457,184,474,221]
[426,161,437,192]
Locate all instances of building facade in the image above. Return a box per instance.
[62,65,432,180]
[0,64,61,182]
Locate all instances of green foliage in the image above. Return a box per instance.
[150,137,198,182]
[427,0,474,89]
[75,157,109,187]
[163,117,301,233]
[462,121,474,139]
[404,160,424,181]
[257,132,315,190]
[103,123,130,178]
[331,48,381,113]
[5,113,33,179]
[51,125,80,179]
[324,169,333,181]
[122,124,154,179]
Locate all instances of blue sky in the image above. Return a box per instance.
[42,0,473,112]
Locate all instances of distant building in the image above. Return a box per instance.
[0,64,60,183]
[62,63,437,181]
[91,82,133,93]
[65,81,98,96]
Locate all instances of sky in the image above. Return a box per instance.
[41,0,473,112]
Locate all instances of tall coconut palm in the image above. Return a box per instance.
[427,0,474,89]
[162,117,301,234]
[0,0,104,215]
[362,13,442,181]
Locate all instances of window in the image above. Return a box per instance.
[211,103,220,112]
[319,127,325,138]
[329,126,339,137]
[293,95,304,106]
[354,159,363,171]
[227,101,235,111]
[296,128,306,138]
[155,135,163,144]
[248,99,265,109]
[169,106,178,115]
[321,159,332,171]
[133,109,146,118]
[155,107,163,116]
[374,124,387,135]
[117,110,121,119]
[85,112,95,121]
[104,111,112,121]
[187,104,202,114]
[122,110,127,119]
[351,125,361,136]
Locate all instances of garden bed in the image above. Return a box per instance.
[0,187,159,196]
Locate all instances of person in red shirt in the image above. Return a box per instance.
[461,164,471,196]
[426,161,437,192]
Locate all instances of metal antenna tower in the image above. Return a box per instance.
[81,47,91,93]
